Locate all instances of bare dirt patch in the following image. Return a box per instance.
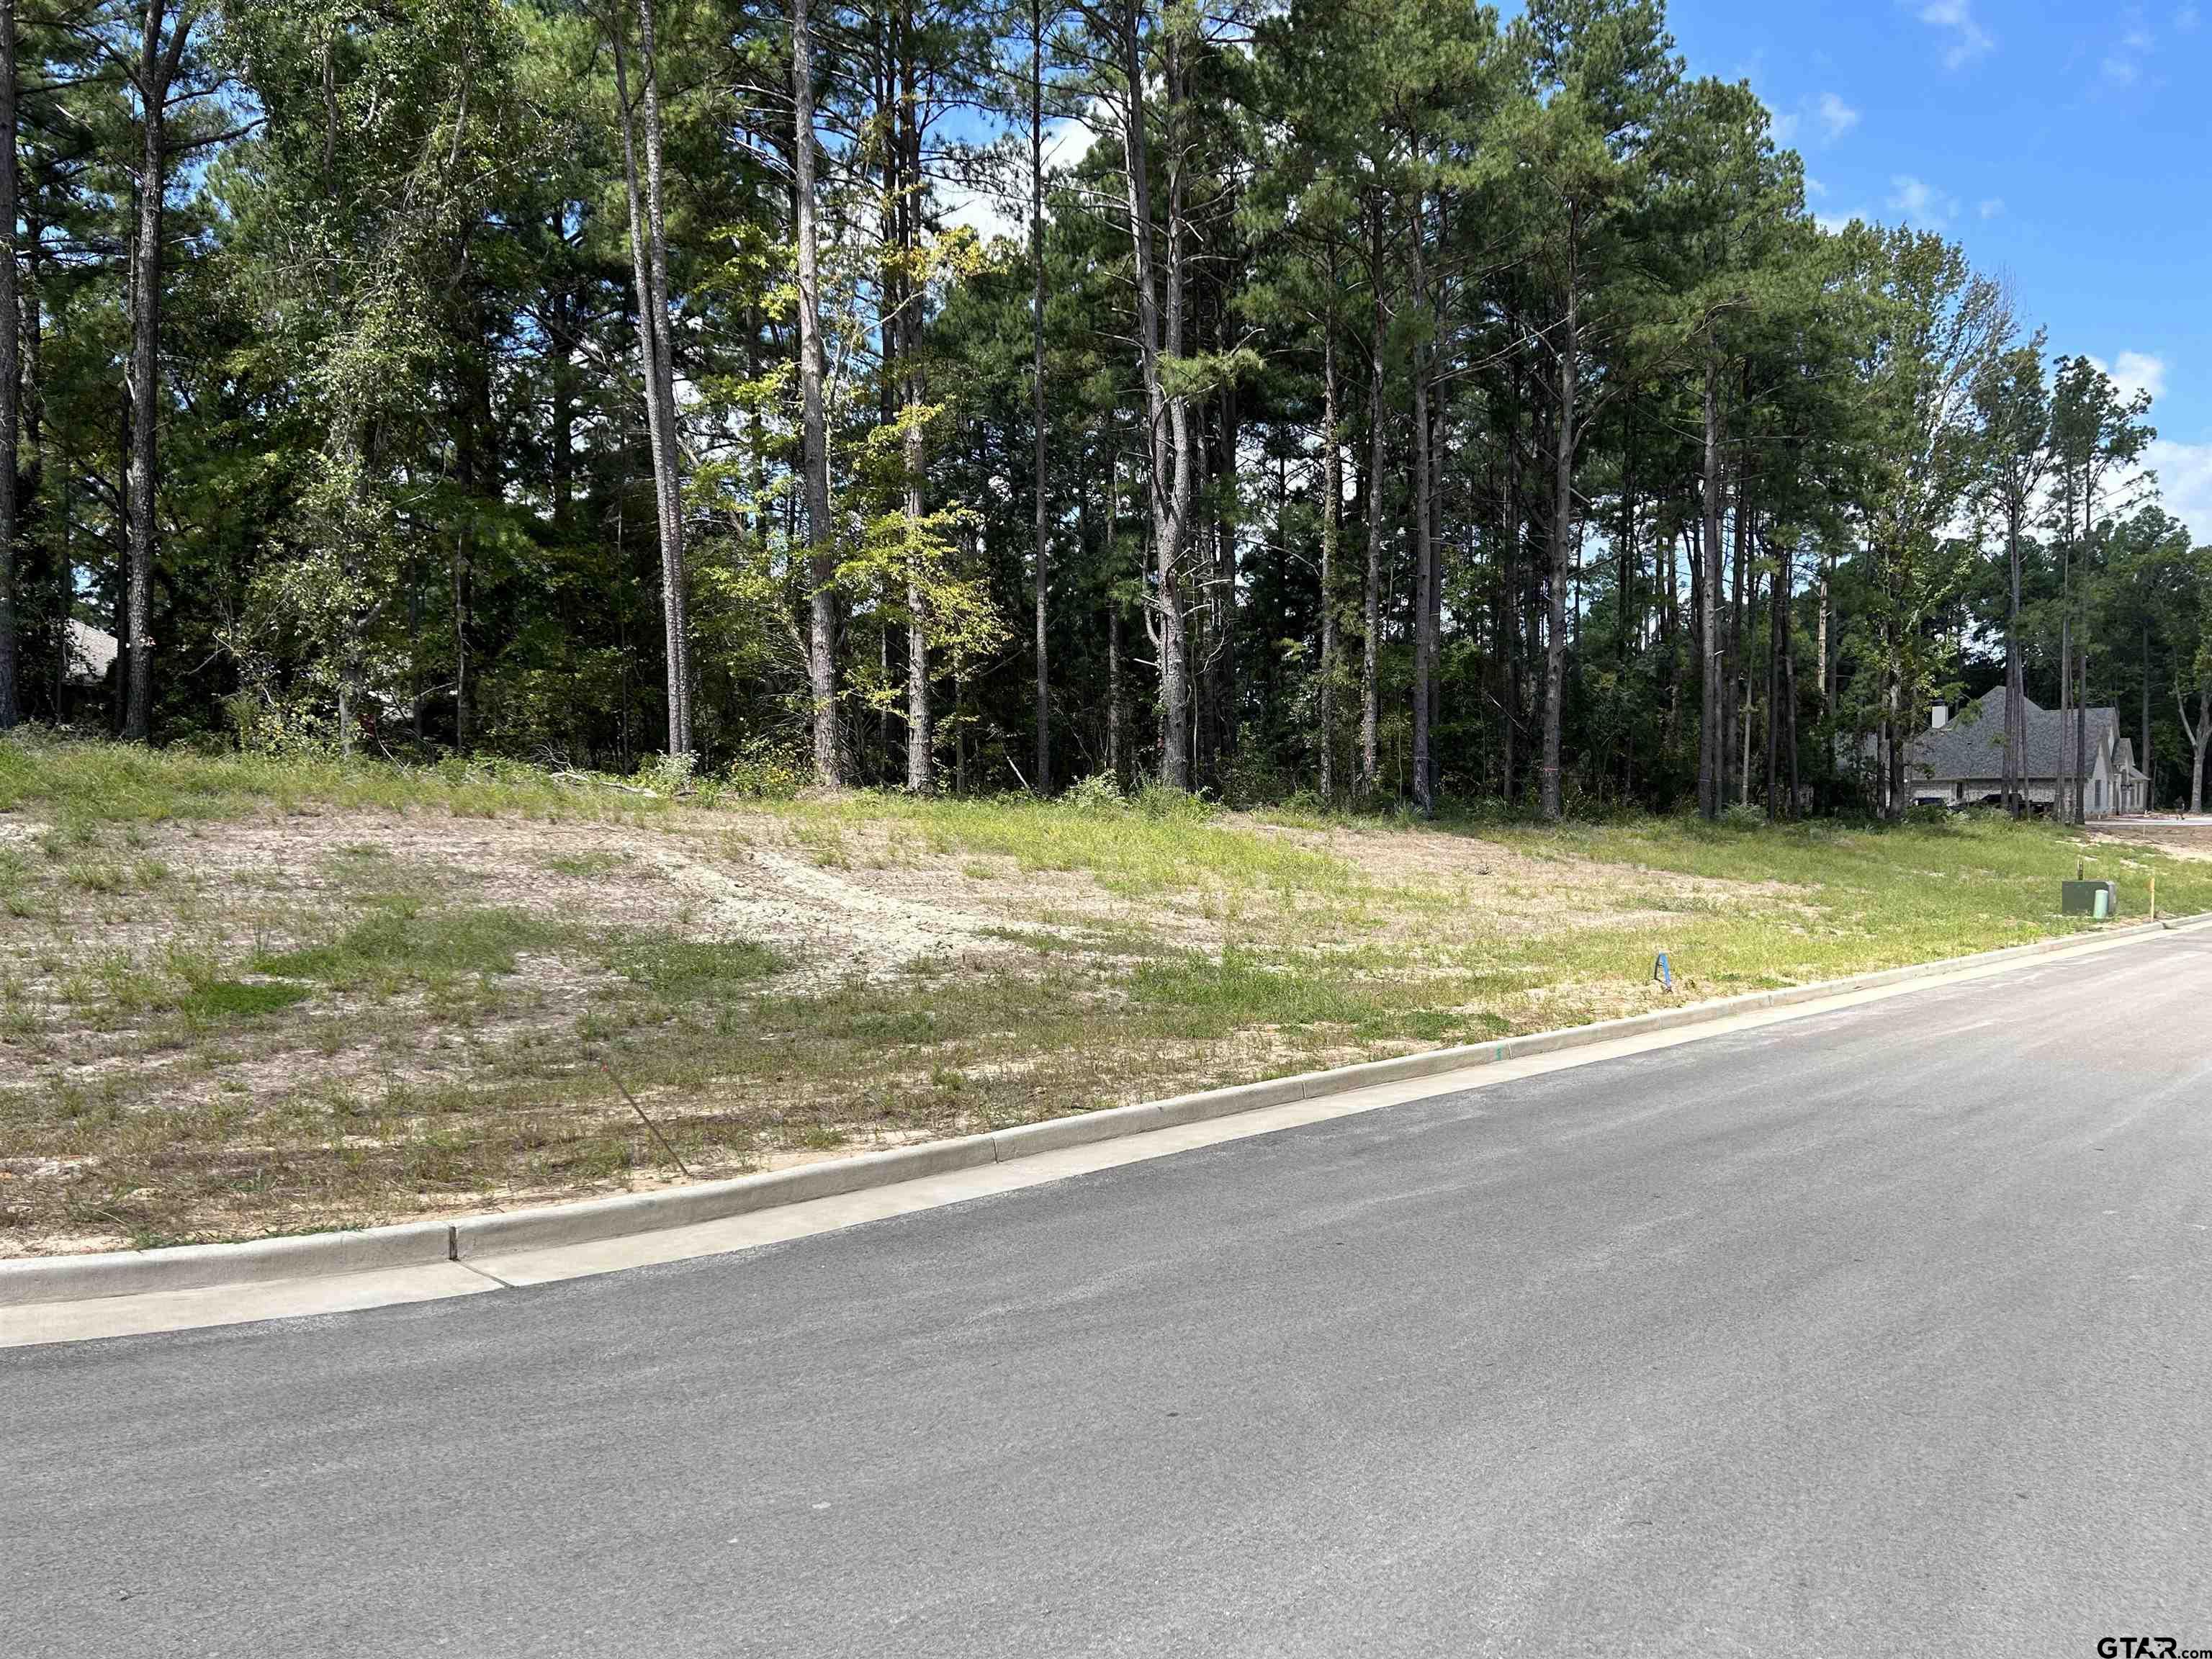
[118,807,1070,986]
[1242,815,1815,938]
[2090,820,2212,863]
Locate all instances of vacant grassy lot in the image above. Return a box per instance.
[3,733,2203,1256]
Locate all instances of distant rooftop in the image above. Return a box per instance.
[1907,688,2116,781]
[64,619,117,688]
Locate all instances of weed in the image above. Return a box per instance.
[789,820,851,868]
[606,936,783,997]
[545,849,626,878]
[253,897,562,991]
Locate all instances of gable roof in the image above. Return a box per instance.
[1905,688,2116,783]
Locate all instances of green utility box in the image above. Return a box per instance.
[2061,879,2118,918]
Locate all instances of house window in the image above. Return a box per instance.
[2095,780,2105,811]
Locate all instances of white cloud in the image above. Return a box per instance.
[1978,197,2005,218]
[1816,91,1861,140]
[1771,91,1860,151]
[938,185,1021,244]
[933,114,1100,245]
[1043,114,1099,171]
[1887,174,1959,223]
[1806,175,1830,199]
[2146,439,2212,544]
[2089,350,2169,405]
[1815,212,1856,235]
[2104,9,2157,84]
[1915,0,1995,68]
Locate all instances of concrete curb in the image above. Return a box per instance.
[0,1220,455,1308]
[7,912,2206,1308]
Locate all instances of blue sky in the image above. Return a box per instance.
[1664,0,2212,539]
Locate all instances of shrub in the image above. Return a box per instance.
[1132,780,1218,823]
[1059,773,1128,814]
[222,692,335,761]
[638,751,697,798]
[721,742,806,801]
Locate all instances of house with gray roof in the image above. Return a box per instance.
[63,619,117,689]
[1903,688,2146,817]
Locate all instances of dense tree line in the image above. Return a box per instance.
[0,0,2205,818]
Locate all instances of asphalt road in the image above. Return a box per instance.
[9,933,2212,1658]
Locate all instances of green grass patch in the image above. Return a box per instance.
[1133,946,1385,1033]
[545,849,627,878]
[253,896,562,991]
[0,729,662,832]
[606,937,784,996]
[768,788,1362,902]
[182,979,314,1020]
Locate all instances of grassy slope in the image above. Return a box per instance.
[1,735,2201,1254]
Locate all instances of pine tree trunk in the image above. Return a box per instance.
[1697,356,1722,819]
[635,0,689,755]
[2003,503,2022,815]
[2058,609,2071,819]
[1210,370,1239,777]
[2191,689,2207,814]
[1107,439,1125,785]
[451,298,493,754]
[1724,466,1747,809]
[0,0,18,731]
[1782,553,1800,816]
[1117,6,1190,788]
[613,3,691,758]
[1766,547,1783,814]
[122,1,183,744]
[1539,256,1575,822]
[892,10,931,793]
[2141,621,2152,811]
[1359,192,1384,796]
[1617,414,1636,792]
[1502,369,1522,801]
[1029,0,1050,793]
[2074,642,2089,824]
[1408,197,1434,817]
[1318,307,1339,806]
[793,0,839,784]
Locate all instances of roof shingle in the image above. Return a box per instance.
[1905,688,2115,782]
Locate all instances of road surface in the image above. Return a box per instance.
[7,931,2212,1657]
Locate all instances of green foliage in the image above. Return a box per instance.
[0,0,2195,830]
[1060,773,1130,814]
[720,743,809,801]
